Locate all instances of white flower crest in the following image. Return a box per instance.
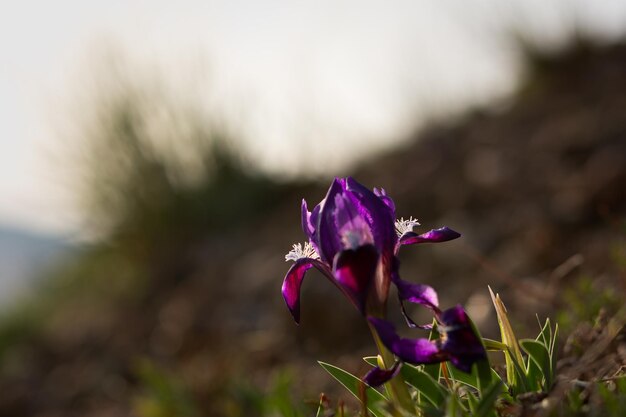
[285,242,320,262]
[394,217,420,237]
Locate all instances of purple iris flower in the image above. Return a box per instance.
[368,305,487,374]
[282,177,460,323]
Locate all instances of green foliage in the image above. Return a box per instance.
[223,371,311,417]
[488,287,524,394]
[557,275,622,334]
[318,292,566,417]
[488,288,558,396]
[446,362,504,395]
[0,245,149,364]
[325,357,506,416]
[596,377,626,416]
[610,230,626,272]
[71,71,298,276]
[133,359,199,417]
[0,302,44,366]
[401,362,446,408]
[132,363,326,417]
[319,361,388,417]
[564,377,626,417]
[364,356,446,408]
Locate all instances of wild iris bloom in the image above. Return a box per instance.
[282,177,485,388]
[282,177,460,322]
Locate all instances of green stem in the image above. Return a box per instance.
[368,322,415,415]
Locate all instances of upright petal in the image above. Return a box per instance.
[373,187,396,215]
[334,191,374,250]
[301,199,314,238]
[440,305,487,372]
[316,179,347,263]
[282,258,333,324]
[368,317,443,365]
[301,199,323,254]
[399,227,461,246]
[333,244,379,314]
[345,177,397,255]
[309,203,322,250]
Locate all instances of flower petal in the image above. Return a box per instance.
[394,277,439,310]
[363,361,402,387]
[301,199,314,237]
[316,179,349,263]
[373,187,396,215]
[368,317,443,365]
[440,305,487,373]
[334,191,373,249]
[301,199,323,255]
[345,177,397,255]
[333,244,379,314]
[309,203,322,250]
[282,258,333,324]
[389,261,439,328]
[398,299,434,329]
[399,227,461,246]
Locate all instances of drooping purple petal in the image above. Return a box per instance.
[389,263,439,328]
[282,258,333,324]
[394,277,439,310]
[396,280,439,329]
[363,361,402,387]
[398,300,434,329]
[368,317,443,365]
[399,227,461,246]
[440,305,487,373]
[334,244,379,314]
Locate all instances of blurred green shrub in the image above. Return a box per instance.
[133,359,199,417]
[73,77,289,253]
[220,371,310,417]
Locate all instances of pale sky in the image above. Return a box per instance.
[1,1,625,236]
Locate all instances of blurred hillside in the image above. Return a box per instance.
[0,226,71,304]
[0,39,625,416]
[357,39,626,321]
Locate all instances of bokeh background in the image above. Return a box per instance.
[1,1,625,416]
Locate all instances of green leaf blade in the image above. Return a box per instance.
[319,361,389,417]
[520,339,553,390]
[364,357,445,407]
[401,363,446,407]
[475,380,504,417]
